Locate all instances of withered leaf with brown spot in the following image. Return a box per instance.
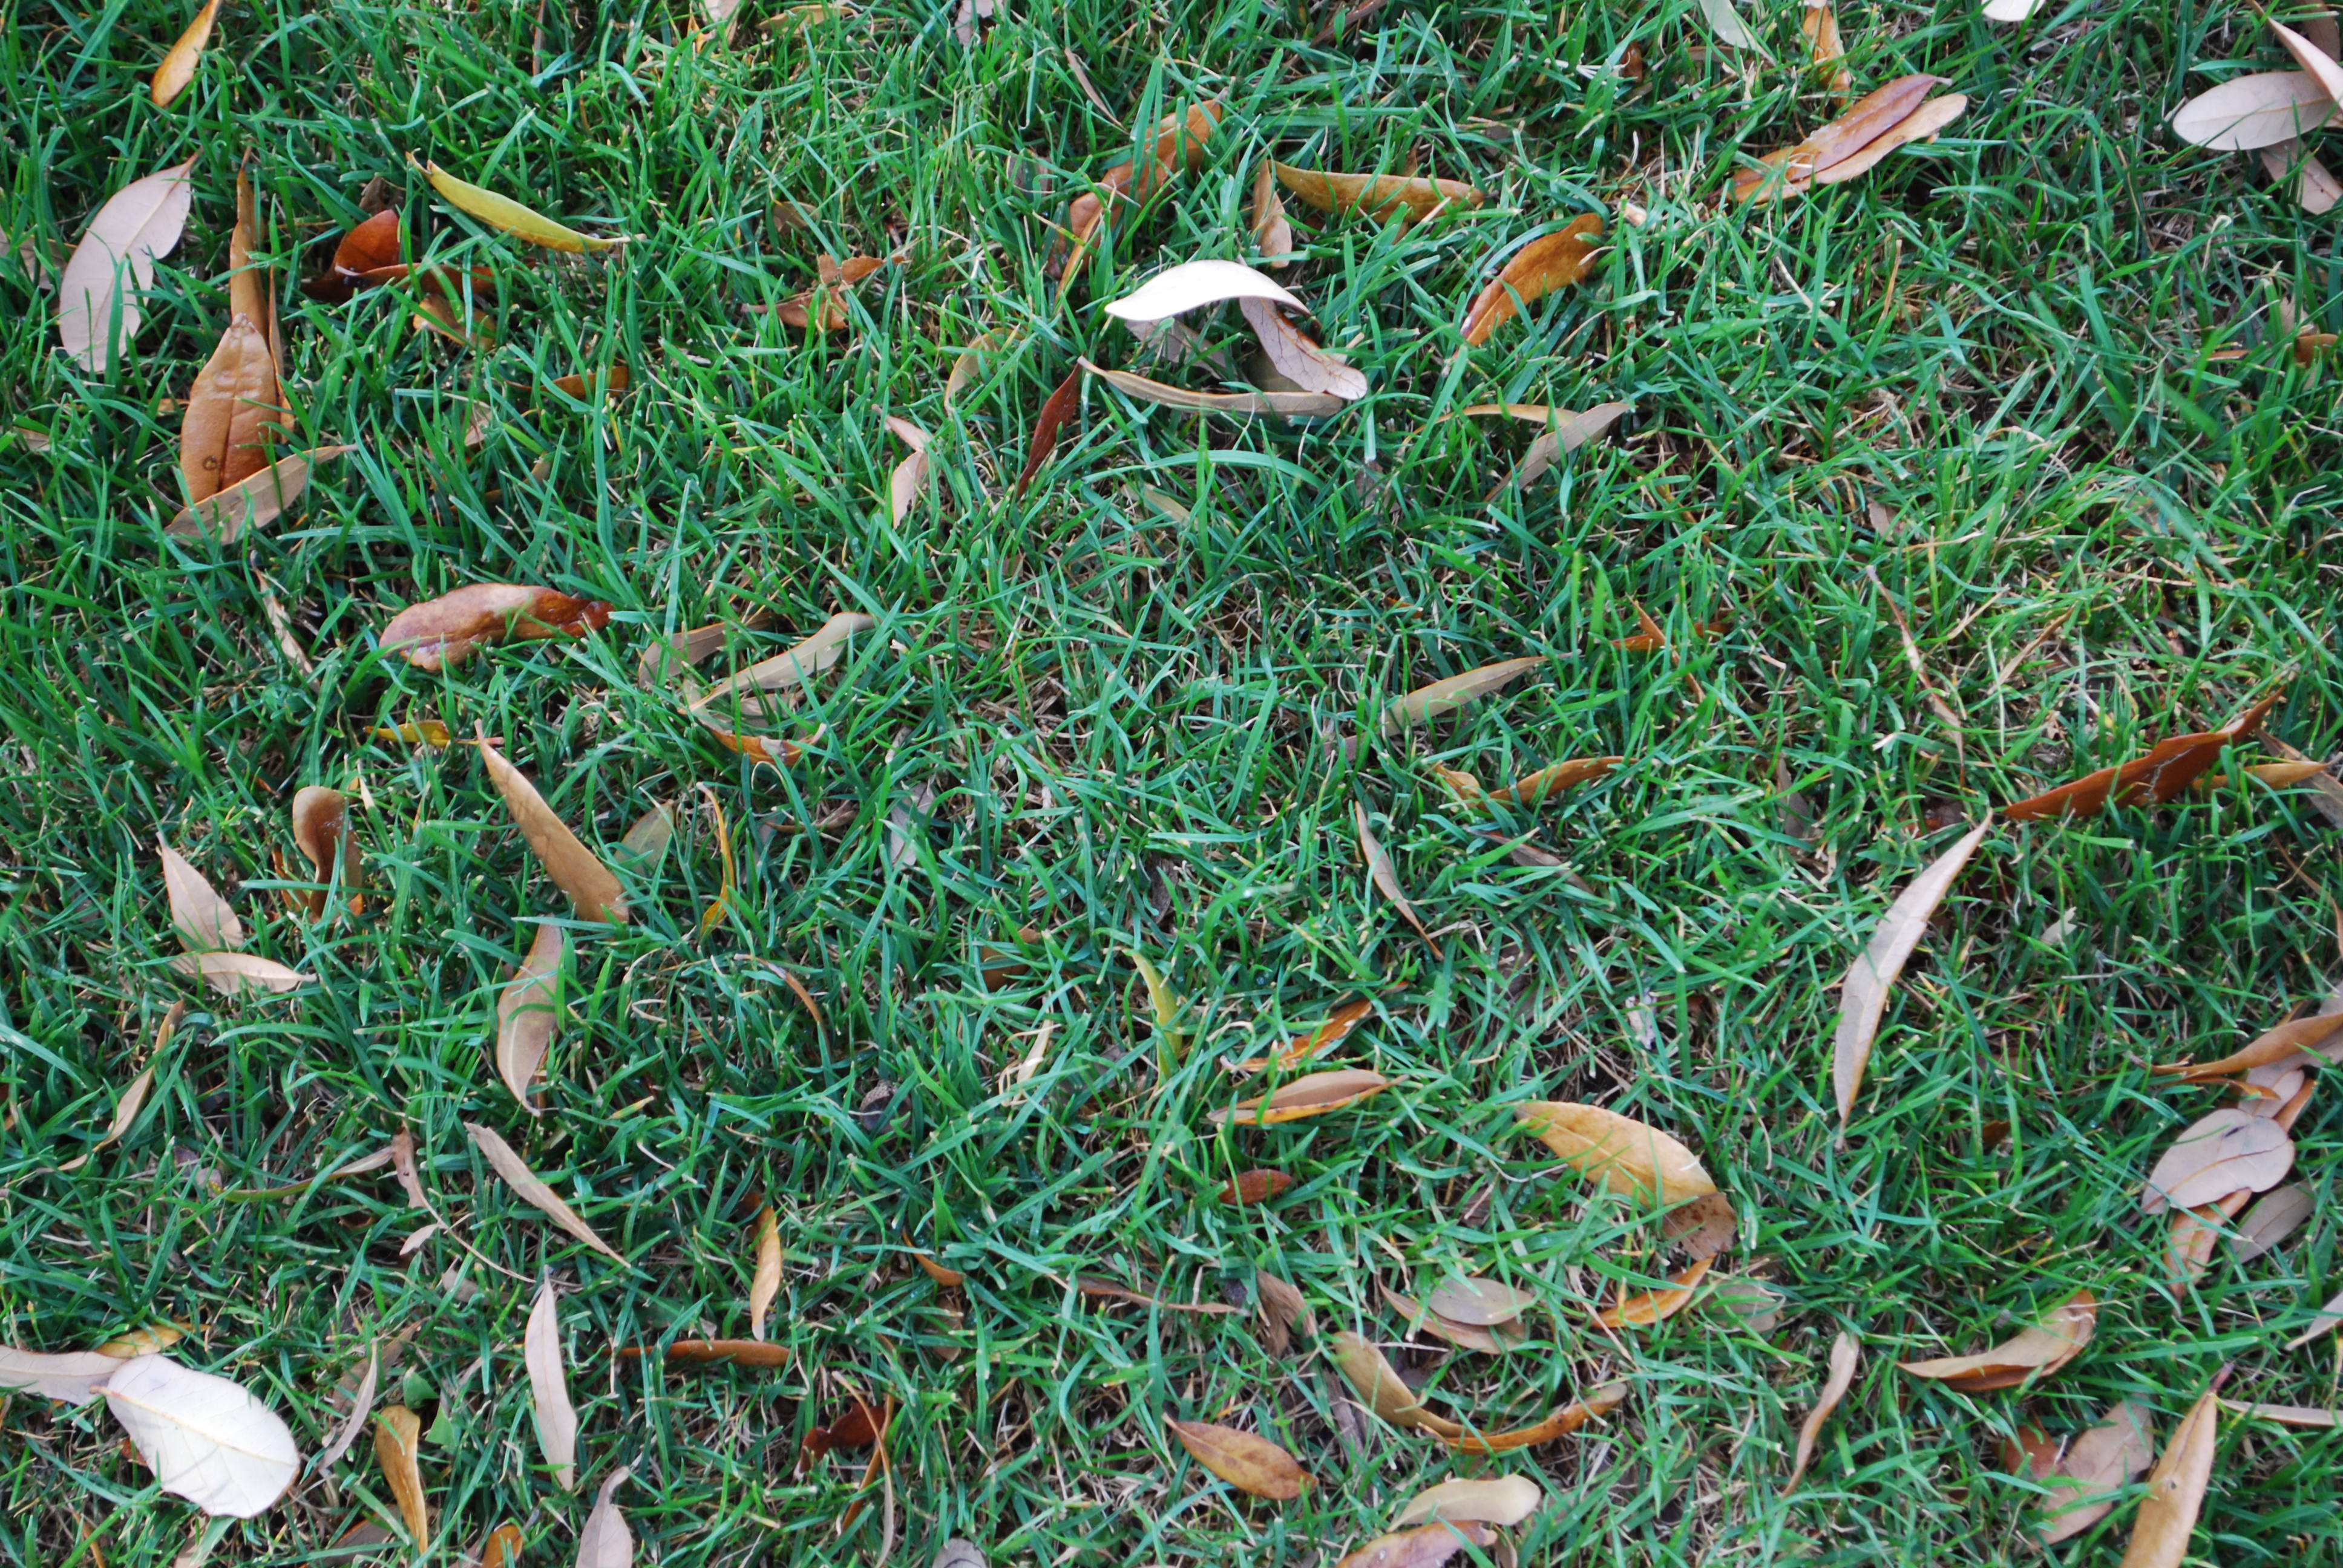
[1164,1418,1311,1501]
[384,585,611,672]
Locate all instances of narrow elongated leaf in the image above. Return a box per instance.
[525,1276,577,1491]
[1327,1331,1464,1438]
[1256,1272,1311,1356]
[375,1403,428,1541]
[2140,1109,2293,1213]
[2222,1400,2336,1426]
[1105,260,1304,324]
[2261,736,2343,829]
[2155,1012,2343,1080]
[422,162,618,252]
[496,924,563,1113]
[1898,1290,2096,1390]
[464,1122,623,1261]
[2287,1284,2343,1347]
[1439,1380,1626,1452]
[1332,1523,1495,1568]
[1487,403,1632,495]
[171,952,311,996]
[1080,358,1348,416]
[1810,95,1968,186]
[1165,1418,1311,1500]
[228,169,270,358]
[1211,1068,1392,1127]
[1381,1281,1516,1354]
[1734,75,1941,203]
[59,158,196,373]
[313,1348,378,1469]
[56,1054,158,1173]
[1230,998,1373,1074]
[1251,162,1294,264]
[1239,297,1367,399]
[165,445,350,541]
[1515,1102,1717,1206]
[159,839,244,952]
[1273,164,1486,224]
[1381,657,1544,733]
[151,0,222,106]
[102,1356,300,1518]
[384,585,611,671]
[1783,1332,1860,1493]
[1832,817,1991,1121]
[615,1338,790,1367]
[1391,1474,1541,1528]
[2039,1400,2155,1543]
[0,1347,125,1405]
[1460,217,1604,345]
[290,787,361,918]
[180,316,280,503]
[577,1468,632,1568]
[477,731,628,924]
[1014,370,1083,495]
[1074,1278,1242,1314]
[1487,757,1623,806]
[1217,1169,1295,1205]
[1356,803,1440,957]
[693,612,874,717]
[885,416,932,523]
[1596,1256,1713,1327]
[2117,1387,2219,1567]
[1802,4,1852,93]
[2174,70,2340,150]
[749,1206,782,1338]
[2005,693,2281,820]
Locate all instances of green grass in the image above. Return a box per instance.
[4,0,2342,1562]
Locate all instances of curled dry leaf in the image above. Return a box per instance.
[1164,1418,1311,1500]
[2140,1109,2293,1214]
[1832,817,1992,1122]
[151,0,223,107]
[103,1355,301,1518]
[749,1206,782,1339]
[2233,1183,2314,1261]
[476,730,628,925]
[482,1524,525,1568]
[59,158,196,374]
[1231,998,1373,1074]
[1515,1102,1717,1207]
[2117,1386,2220,1567]
[1801,4,1852,94]
[1079,358,1348,417]
[2037,1400,2157,1544]
[165,446,351,542]
[465,1122,623,1262]
[172,952,311,997]
[0,1347,126,1405]
[1257,1272,1311,1357]
[1459,216,1604,345]
[300,209,405,302]
[577,1468,633,1568]
[885,416,932,523]
[2165,1189,2252,1293]
[1015,369,1083,495]
[1251,162,1293,265]
[1382,657,1545,734]
[1356,803,1441,958]
[1327,1331,1464,1439]
[1596,1256,1713,1327]
[2154,1011,2343,1080]
[1211,1068,1391,1126]
[421,160,618,252]
[1487,757,1623,806]
[160,838,244,953]
[1060,103,1222,278]
[384,585,611,671]
[1334,1523,1496,1568]
[1239,297,1367,400]
[1440,1380,1627,1453]
[2004,692,2281,821]
[1898,1289,2096,1391]
[2172,70,2339,150]
[181,316,281,504]
[1273,163,1486,225]
[1217,1169,1295,1205]
[1075,1278,1242,1315]
[376,1403,429,1541]
[615,1338,791,1367]
[1426,1277,1537,1327]
[1783,1331,1860,1494]
[776,253,893,330]
[290,787,362,918]
[496,923,562,1113]
[1391,1474,1540,1528]
[525,1276,577,1491]
[1381,1281,1519,1355]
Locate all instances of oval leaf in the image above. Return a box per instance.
[2172,70,2339,151]
[1332,1523,1496,1568]
[2117,1387,2218,1567]
[384,586,611,671]
[59,158,196,373]
[1390,1474,1541,1528]
[1425,1276,1537,1327]
[1898,1289,2096,1391]
[2140,1109,2293,1214]
[577,1468,632,1568]
[496,924,563,1112]
[180,315,281,504]
[171,952,311,996]
[151,0,223,107]
[1104,260,1304,324]
[477,730,628,925]
[1515,1102,1717,1207]
[1273,163,1486,224]
[1460,216,1604,345]
[1164,1417,1311,1500]
[749,1206,782,1339]
[2041,1400,2156,1544]
[159,838,244,952]
[422,161,620,252]
[1210,1068,1391,1126]
[102,1355,300,1518]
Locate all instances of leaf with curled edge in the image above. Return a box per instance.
[692,611,874,719]
[1390,1474,1541,1528]
[1380,1280,1516,1354]
[1327,1330,1464,1439]
[375,1403,428,1540]
[382,585,611,672]
[1381,656,1545,734]
[885,416,932,523]
[2114,1385,2220,1567]
[2139,1109,2292,1214]
[151,0,222,107]
[1898,1289,2095,1391]
[165,446,350,542]
[749,1206,782,1339]
[420,160,620,253]
[1333,1523,1496,1568]
[1782,1331,1860,1494]
[1731,75,1942,201]
[2037,1400,2155,1544]
[1228,998,1372,1074]
[290,787,362,918]
[2155,1011,2343,1080]
[0,1347,127,1405]
[1104,259,1304,324]
[59,158,195,373]
[1080,358,1348,417]
[1251,162,1294,266]
[1596,1256,1712,1327]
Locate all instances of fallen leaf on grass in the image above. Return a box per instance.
[482,1523,525,1568]
[496,924,563,1113]
[885,416,932,523]
[692,612,874,719]
[56,1031,163,1173]
[1104,259,1303,324]
[290,787,362,917]
[2039,1400,2156,1544]
[525,1276,577,1491]
[384,585,611,671]
[1257,1272,1311,1356]
[103,1356,300,1518]
[180,316,281,503]
[2117,1385,2220,1567]
[160,839,244,952]
[1515,1102,1717,1206]
[1832,817,1992,1122]
[171,952,311,996]
[1459,217,1604,345]
[465,1122,623,1261]
[1382,657,1545,734]
[300,209,407,302]
[165,446,350,542]
[1079,358,1348,417]
[1357,803,1440,957]
[2004,692,2281,820]
[749,1206,782,1338]
[2140,1109,2293,1214]
[2223,1400,2338,1426]
[615,1339,790,1367]
[908,1247,964,1287]
[2166,1189,2252,1293]
[477,731,628,924]
[577,1469,632,1568]
[376,1403,431,1540]
[1328,1331,1464,1439]
[1733,77,1965,204]
[151,0,222,107]
[0,1347,127,1404]
[2173,70,2339,149]
[776,253,893,330]
[1597,1256,1714,1327]
[2233,1183,2313,1261]
[801,1397,883,1462]
[1251,162,1293,264]
[1391,1474,1540,1527]
[1217,1169,1295,1205]
[1058,103,1221,278]
[1898,1289,2096,1390]
[1440,1380,1627,1452]
[1165,1418,1311,1500]
[1333,1523,1496,1568]
[2154,1012,2343,1080]
[1612,604,1668,652]
[1662,1191,1738,1260]
[421,160,619,252]
[1381,1281,1519,1354]
[1486,757,1624,807]
[1239,297,1367,400]
[2259,137,2343,211]
[313,1347,378,1470]
[59,158,195,373]
[1212,1068,1392,1128]
[1783,1331,1860,1494]
[1230,999,1373,1074]
[1427,1278,1538,1327]
[1075,1279,1242,1314]
[1801,4,1852,94]
[2261,736,2343,828]
[374,720,455,747]
[1273,163,1486,224]
[549,364,630,402]
[1485,403,1632,495]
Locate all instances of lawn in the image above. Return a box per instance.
[2,0,2342,1563]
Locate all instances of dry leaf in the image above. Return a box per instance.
[1257,1272,1311,1356]
[616,1339,791,1367]
[1597,1256,1713,1327]
[165,445,350,541]
[1238,297,1368,400]
[56,1051,159,1173]
[1832,818,1992,1122]
[525,1276,577,1491]
[577,1468,632,1568]
[1230,998,1373,1074]
[1216,1169,1295,1205]
[1164,1418,1311,1500]
[1783,1331,1860,1494]
[1327,1330,1464,1438]
[1013,369,1083,495]
[180,316,281,503]
[1079,358,1348,417]
[775,253,893,329]
[929,1542,984,1568]
[1486,757,1622,806]
[477,730,628,924]
[549,363,631,401]
[885,416,932,523]
[1898,1289,2096,1391]
[1426,1277,1537,1327]
[151,0,223,107]
[2116,1386,2219,1567]
[1251,162,1294,265]
[1381,657,1545,733]
[1515,1102,1717,1207]
[102,1356,300,1518]
[375,720,455,748]
[1807,96,1968,187]
[159,838,244,952]
[2261,736,2343,828]
[375,1403,428,1540]
[1391,1474,1540,1528]
[2222,1400,2336,1426]
[482,1524,525,1568]
[693,611,874,718]
[2155,1011,2343,1080]
[2258,137,2343,212]
[1105,260,1305,324]
[1662,1190,1738,1261]
[290,787,362,918]
[1273,163,1486,225]
[0,1347,127,1405]
[391,1127,428,1209]
[1333,1523,1496,1568]
[1439,1380,1626,1453]
[1487,403,1633,495]
[1381,1281,1517,1355]
[909,1248,964,1287]
[465,1122,623,1261]
[496,923,562,1113]
[1801,4,1852,94]
[2174,70,2340,149]
[1459,217,1604,345]
[1357,803,1440,957]
[943,328,1012,405]
[2233,1183,2313,1261]
[2140,1109,2293,1214]
[229,168,272,358]
[749,1206,782,1339]
[383,585,611,671]
[1075,1278,1243,1315]
[1211,1067,1392,1127]
[2164,1189,2252,1293]
[59,158,196,374]
[300,209,405,302]
[2004,693,2281,820]
[313,1347,378,1469]
[171,952,311,997]
[1733,76,1944,201]
[421,160,618,252]
[95,1325,185,1361]
[2039,1400,2156,1544]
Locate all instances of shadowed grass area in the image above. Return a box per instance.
[2,0,2341,1563]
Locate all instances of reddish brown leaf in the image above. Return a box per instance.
[1438,1379,1627,1453]
[382,585,611,671]
[1210,1068,1391,1127]
[1229,998,1373,1074]
[1596,1256,1712,1327]
[1165,1418,1311,1500]
[616,1339,791,1367]
[1075,1278,1242,1314]
[1332,1523,1496,1568]
[1459,215,1604,346]
[2004,692,2282,821]
[180,315,282,503]
[1016,371,1081,495]
[1216,1169,1295,1206]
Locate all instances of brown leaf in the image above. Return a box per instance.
[56,1017,167,1173]
[1273,163,1486,225]
[1732,75,1943,203]
[1381,656,1545,733]
[1390,1474,1541,1528]
[1016,370,1081,495]
[159,838,244,952]
[2165,1189,2252,1293]
[1486,757,1623,807]
[384,585,610,671]
[885,416,932,523]
[775,253,892,330]
[1808,94,1968,188]
[390,1127,429,1209]
[1459,216,1604,346]
[1075,1278,1242,1314]
[1596,1255,1713,1327]
[375,720,456,748]
[2140,1109,2293,1214]
[465,1122,623,1261]
[1210,1067,1392,1127]
[290,786,362,918]
[1783,1331,1860,1494]
[1164,1418,1311,1500]
[1438,1380,1626,1453]
[2116,1385,2220,1567]
[525,1275,578,1491]
[1251,162,1294,266]
[1333,1523,1496,1568]
[151,0,222,108]
[1897,1289,2096,1391]
[1216,1169,1295,1205]
[2037,1400,2156,1543]
[799,1396,883,1462]
[1355,803,1440,958]
[301,209,404,302]
[1239,297,1368,400]
[1426,1277,1536,1327]
[165,445,350,541]
[550,363,631,402]
[496,923,563,1113]
[1661,1191,1737,1261]
[1612,603,1668,652]
[1058,103,1222,278]
[171,952,310,996]
[749,1206,782,1338]
[476,730,629,924]
[180,316,281,503]
[1515,1102,1717,1207]
[2221,1399,2336,1427]
[2154,1011,2343,1080]
[692,611,874,719]
[482,1524,525,1568]
[1380,1281,1517,1354]
[1256,1272,1311,1356]
[375,1403,429,1544]
[1079,358,1348,417]
[2004,692,2282,820]
[1832,817,1993,1122]
[2233,1183,2313,1262]
[577,1467,634,1568]
[1327,1330,1464,1439]
[616,1338,790,1367]
[908,1247,965,1287]
[1230,999,1373,1074]
[2261,735,2343,828]
[1800,3,1852,94]
[59,158,196,373]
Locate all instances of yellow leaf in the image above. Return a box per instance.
[151,0,222,108]
[419,160,620,253]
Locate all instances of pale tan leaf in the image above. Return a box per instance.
[1898,1289,2096,1391]
[2140,1108,2293,1214]
[102,1356,299,1518]
[496,924,563,1114]
[2155,1011,2343,1080]
[1356,803,1440,957]
[2171,70,2338,151]
[2259,138,2343,212]
[2115,1387,2219,1567]
[885,416,933,523]
[1326,1330,1464,1439]
[1425,1277,1536,1327]
[1164,1418,1311,1500]
[0,1347,125,1405]
[151,0,222,107]
[1080,358,1348,417]
[1460,216,1604,345]
[1783,1331,1860,1494]
[56,1060,156,1172]
[2166,1189,2252,1293]
[171,952,311,997]
[1380,656,1545,734]
[2221,1400,2337,1427]
[421,161,619,253]
[1104,260,1304,324]
[313,1347,378,1469]
[2286,1283,2343,1347]
[384,585,611,671]
[693,611,874,717]
[2040,1400,2155,1544]
[750,1206,783,1338]
[477,730,628,925]
[1832,817,1991,1122]
[1661,1189,1738,1260]
[1809,94,1968,186]
[1332,1522,1495,1568]
[1390,1474,1541,1528]
[1237,297,1367,400]
[525,1276,577,1491]
[2233,1183,2313,1261]
[95,1324,185,1360]
[1256,1271,1311,1356]
[1487,403,1632,495]
[465,1122,623,1261]
[59,158,195,373]
[390,1127,429,1210]
[165,446,350,541]
[1251,162,1294,266]
[1273,163,1486,224]
[945,328,1013,404]
[1514,1102,1717,1207]
[375,1403,428,1540]
[1380,1280,1515,1354]
[180,316,280,503]
[159,838,244,952]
